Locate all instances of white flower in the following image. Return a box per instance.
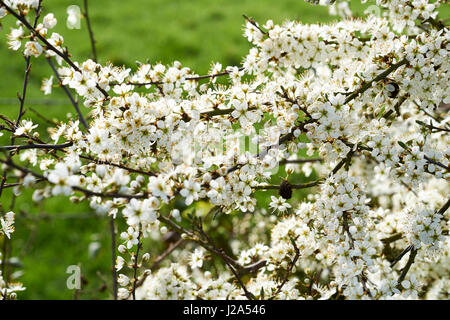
[179,179,200,205]
[24,41,43,57]
[1,211,15,239]
[209,62,222,83]
[269,196,291,213]
[117,274,130,287]
[115,256,126,271]
[47,162,79,196]
[122,198,158,226]
[14,120,38,136]
[117,287,130,300]
[7,27,24,51]
[120,227,139,249]
[41,76,54,95]
[43,13,57,29]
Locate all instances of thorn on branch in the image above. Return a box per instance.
[243,14,267,35]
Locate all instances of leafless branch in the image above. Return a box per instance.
[0,142,73,151]
[46,57,89,130]
[83,0,98,63]
[109,216,117,300]
[0,0,109,98]
[132,230,142,300]
[270,240,301,299]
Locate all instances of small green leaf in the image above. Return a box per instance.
[377,106,386,119]
[398,141,408,150]
[415,120,425,126]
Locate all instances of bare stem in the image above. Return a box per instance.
[270,241,301,299]
[0,142,73,151]
[46,57,89,130]
[119,67,245,87]
[151,238,184,271]
[132,230,142,300]
[109,216,117,300]
[254,180,322,190]
[83,0,98,63]
[0,3,42,298]
[397,248,418,285]
[344,59,408,104]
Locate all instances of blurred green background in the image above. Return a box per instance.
[0,0,448,299]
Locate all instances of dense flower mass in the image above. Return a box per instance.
[0,0,448,300]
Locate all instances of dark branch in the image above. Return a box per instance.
[83,0,98,63]
[0,0,109,98]
[47,57,89,130]
[397,247,418,285]
[0,142,73,151]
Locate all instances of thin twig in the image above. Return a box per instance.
[225,58,408,176]
[132,230,142,300]
[222,255,256,300]
[79,155,155,176]
[29,107,58,126]
[109,216,117,300]
[254,180,322,190]
[397,248,418,285]
[390,245,413,267]
[0,142,73,151]
[0,159,148,200]
[381,233,402,244]
[438,198,450,215]
[157,214,265,275]
[270,241,300,299]
[344,59,408,104]
[151,238,185,271]
[47,57,89,130]
[416,120,450,133]
[343,212,373,298]
[280,158,322,165]
[243,14,267,35]
[119,67,245,87]
[83,0,97,63]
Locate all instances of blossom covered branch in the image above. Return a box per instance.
[0,0,449,300]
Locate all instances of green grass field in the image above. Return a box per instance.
[0,0,448,299]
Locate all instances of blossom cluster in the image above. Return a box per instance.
[0,211,25,299]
